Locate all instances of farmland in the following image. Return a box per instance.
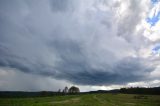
[0,93,160,106]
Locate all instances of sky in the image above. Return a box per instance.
[0,0,160,92]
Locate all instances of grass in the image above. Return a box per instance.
[0,93,160,106]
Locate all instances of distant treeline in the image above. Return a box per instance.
[0,91,82,98]
[0,91,62,98]
[0,87,160,98]
[120,87,160,95]
[88,87,160,95]
[0,86,80,98]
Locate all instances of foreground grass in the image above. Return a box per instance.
[0,93,160,106]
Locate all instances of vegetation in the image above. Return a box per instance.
[0,87,160,106]
[120,87,160,95]
[0,93,160,106]
[59,86,80,94]
[0,87,160,98]
[68,86,80,93]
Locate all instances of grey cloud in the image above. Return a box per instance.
[50,0,71,12]
[54,57,153,85]
[0,68,70,91]
[0,0,156,89]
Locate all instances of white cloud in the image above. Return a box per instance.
[127,80,160,87]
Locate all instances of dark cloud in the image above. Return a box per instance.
[54,57,153,85]
[0,41,154,85]
[0,0,158,90]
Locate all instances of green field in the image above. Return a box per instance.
[0,93,160,106]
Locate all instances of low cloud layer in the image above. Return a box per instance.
[0,0,160,90]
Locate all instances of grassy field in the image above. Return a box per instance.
[0,93,160,106]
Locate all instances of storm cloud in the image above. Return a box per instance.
[0,0,159,90]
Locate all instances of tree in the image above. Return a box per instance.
[68,86,80,93]
[58,89,61,93]
[64,86,68,93]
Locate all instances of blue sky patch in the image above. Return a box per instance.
[151,0,159,4]
[152,45,160,55]
[146,0,160,26]
[147,12,160,26]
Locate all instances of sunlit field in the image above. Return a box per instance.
[0,93,160,106]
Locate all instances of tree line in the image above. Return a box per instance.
[0,86,160,98]
[0,86,80,98]
[120,87,160,95]
[58,86,80,94]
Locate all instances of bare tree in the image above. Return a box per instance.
[64,86,68,93]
